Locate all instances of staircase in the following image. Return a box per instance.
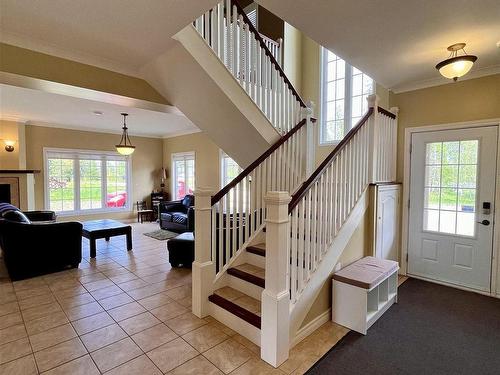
[169,0,401,368]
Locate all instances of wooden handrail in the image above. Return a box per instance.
[211,117,316,205]
[230,0,306,108]
[378,106,396,119]
[288,108,374,213]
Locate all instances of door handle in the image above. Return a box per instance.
[477,220,490,226]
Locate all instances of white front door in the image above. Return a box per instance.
[408,126,498,292]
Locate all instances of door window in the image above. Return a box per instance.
[423,140,478,236]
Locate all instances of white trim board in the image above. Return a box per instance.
[290,308,331,348]
[401,118,500,298]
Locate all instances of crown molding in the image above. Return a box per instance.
[391,64,500,94]
[1,31,141,78]
[162,128,201,139]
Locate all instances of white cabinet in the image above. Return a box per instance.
[372,184,401,262]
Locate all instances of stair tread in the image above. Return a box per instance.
[228,264,265,288]
[210,288,261,329]
[246,243,266,257]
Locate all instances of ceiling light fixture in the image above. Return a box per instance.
[4,140,15,152]
[115,113,135,155]
[436,43,477,81]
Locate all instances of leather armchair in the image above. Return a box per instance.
[159,195,195,233]
[0,210,82,281]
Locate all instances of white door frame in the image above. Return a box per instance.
[401,118,500,298]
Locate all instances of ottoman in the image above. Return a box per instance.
[167,232,194,267]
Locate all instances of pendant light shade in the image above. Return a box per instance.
[115,113,135,155]
[436,43,477,81]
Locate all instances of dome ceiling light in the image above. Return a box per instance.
[435,43,477,81]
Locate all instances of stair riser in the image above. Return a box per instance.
[228,274,263,301]
[245,251,266,269]
[209,302,261,347]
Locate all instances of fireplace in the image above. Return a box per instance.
[0,177,20,207]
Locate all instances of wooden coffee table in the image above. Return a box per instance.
[82,219,132,258]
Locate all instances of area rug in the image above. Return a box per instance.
[307,278,500,375]
[143,229,178,240]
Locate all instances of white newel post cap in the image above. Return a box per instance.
[264,191,291,223]
[367,94,379,108]
[194,187,215,206]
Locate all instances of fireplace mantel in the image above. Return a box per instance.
[0,170,40,174]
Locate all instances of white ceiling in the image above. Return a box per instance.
[257,0,500,92]
[0,84,199,138]
[0,0,220,75]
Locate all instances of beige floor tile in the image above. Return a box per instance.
[118,311,160,335]
[25,311,69,336]
[232,334,260,356]
[116,278,148,292]
[69,308,115,335]
[13,277,47,291]
[90,337,142,373]
[165,285,191,301]
[0,311,23,330]
[22,302,62,322]
[0,301,20,317]
[168,355,223,375]
[65,301,104,321]
[42,354,100,375]
[165,312,208,335]
[34,337,87,372]
[0,290,17,304]
[182,324,228,353]
[83,279,115,292]
[99,292,134,310]
[57,292,95,310]
[147,337,198,373]
[109,272,138,284]
[108,301,146,321]
[30,323,77,352]
[203,339,253,374]
[104,354,162,375]
[18,293,56,310]
[80,323,127,352]
[0,354,37,375]
[15,285,52,300]
[131,323,178,352]
[90,285,124,300]
[231,357,285,375]
[48,278,82,292]
[207,319,237,336]
[137,292,173,310]
[0,323,27,345]
[126,284,166,300]
[78,272,107,284]
[150,301,187,322]
[0,337,32,365]
[52,285,87,300]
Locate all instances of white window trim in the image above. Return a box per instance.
[319,47,373,146]
[220,150,242,189]
[43,147,132,216]
[171,151,196,201]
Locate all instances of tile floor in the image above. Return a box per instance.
[0,222,404,374]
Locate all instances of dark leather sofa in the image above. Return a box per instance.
[0,208,82,281]
[159,195,195,233]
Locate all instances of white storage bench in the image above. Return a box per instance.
[332,256,399,334]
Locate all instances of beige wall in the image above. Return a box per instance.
[162,132,222,197]
[283,23,303,94]
[0,120,21,169]
[0,43,167,104]
[390,74,500,181]
[25,125,163,221]
[301,207,371,327]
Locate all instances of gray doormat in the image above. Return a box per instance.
[307,278,500,375]
[143,229,178,240]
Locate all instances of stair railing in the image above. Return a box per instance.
[260,95,398,366]
[193,0,305,135]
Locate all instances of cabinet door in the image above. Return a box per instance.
[375,186,400,261]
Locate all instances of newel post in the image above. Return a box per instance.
[261,191,291,367]
[303,101,315,178]
[192,187,215,318]
[367,94,380,183]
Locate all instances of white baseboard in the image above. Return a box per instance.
[290,308,331,348]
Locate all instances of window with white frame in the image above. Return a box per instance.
[220,151,242,188]
[172,152,195,200]
[320,48,374,144]
[45,149,131,214]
